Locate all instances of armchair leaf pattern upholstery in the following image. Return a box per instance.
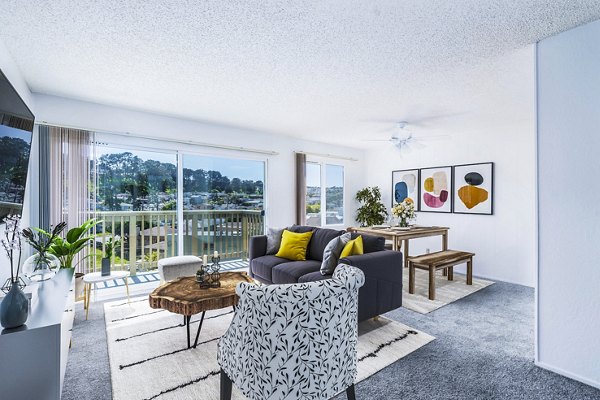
[218,265,365,400]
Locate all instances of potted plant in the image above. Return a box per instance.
[34,218,101,300]
[355,186,388,227]
[21,222,66,282]
[0,215,28,329]
[102,235,121,276]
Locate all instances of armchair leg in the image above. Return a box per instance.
[346,384,356,400]
[220,369,232,400]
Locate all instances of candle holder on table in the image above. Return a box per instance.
[195,262,211,289]
[209,255,221,288]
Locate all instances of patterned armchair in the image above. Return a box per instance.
[217,264,366,400]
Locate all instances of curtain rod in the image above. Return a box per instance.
[36,121,280,156]
[295,151,359,162]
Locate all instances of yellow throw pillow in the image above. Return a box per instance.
[340,235,364,258]
[275,230,313,261]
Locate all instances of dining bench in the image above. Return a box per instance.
[407,250,474,300]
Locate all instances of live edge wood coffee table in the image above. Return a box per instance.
[149,271,253,349]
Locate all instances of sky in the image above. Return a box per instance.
[306,163,344,188]
[183,156,264,181]
[97,146,264,181]
[0,124,33,142]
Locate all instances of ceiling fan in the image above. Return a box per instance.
[363,121,449,153]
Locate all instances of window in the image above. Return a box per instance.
[325,164,344,225]
[182,154,265,259]
[305,162,321,226]
[92,146,179,273]
[306,161,344,226]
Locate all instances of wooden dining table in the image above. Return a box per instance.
[349,226,450,269]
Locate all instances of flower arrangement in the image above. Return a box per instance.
[1,215,23,288]
[391,198,416,227]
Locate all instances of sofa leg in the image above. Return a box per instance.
[346,384,356,400]
[220,369,232,400]
[372,316,380,321]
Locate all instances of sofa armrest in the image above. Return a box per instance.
[249,235,268,261]
[339,250,403,282]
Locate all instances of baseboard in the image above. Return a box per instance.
[535,361,600,389]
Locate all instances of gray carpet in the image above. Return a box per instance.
[62,281,600,400]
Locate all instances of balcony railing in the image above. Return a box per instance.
[85,210,264,275]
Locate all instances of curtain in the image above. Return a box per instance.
[295,152,306,225]
[43,126,93,272]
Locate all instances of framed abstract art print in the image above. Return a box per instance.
[392,169,420,209]
[452,162,494,215]
[419,166,452,213]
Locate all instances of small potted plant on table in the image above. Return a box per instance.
[102,235,121,276]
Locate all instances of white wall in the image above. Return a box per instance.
[364,46,537,287]
[33,93,366,230]
[536,20,600,389]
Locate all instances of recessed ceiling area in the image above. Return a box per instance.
[1,1,599,146]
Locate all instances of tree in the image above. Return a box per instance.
[230,178,242,193]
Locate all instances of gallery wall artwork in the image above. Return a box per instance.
[391,169,420,208]
[453,162,494,214]
[419,166,452,213]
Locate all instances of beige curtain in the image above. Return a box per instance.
[48,126,93,272]
[295,152,306,225]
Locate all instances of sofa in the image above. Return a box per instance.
[248,225,403,322]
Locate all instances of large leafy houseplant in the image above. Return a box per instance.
[45,218,102,269]
[355,186,388,227]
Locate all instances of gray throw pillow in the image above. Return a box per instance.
[320,232,352,275]
[266,227,285,255]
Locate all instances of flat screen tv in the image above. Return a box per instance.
[0,69,34,222]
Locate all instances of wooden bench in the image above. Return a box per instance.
[407,250,475,300]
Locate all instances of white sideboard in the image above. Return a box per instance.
[0,268,75,400]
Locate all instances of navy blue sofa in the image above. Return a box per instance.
[248,226,403,322]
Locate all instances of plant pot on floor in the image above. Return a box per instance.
[101,258,111,276]
[74,272,85,301]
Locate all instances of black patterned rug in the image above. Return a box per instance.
[105,297,434,400]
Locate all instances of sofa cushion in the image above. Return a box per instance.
[265,227,284,255]
[340,235,364,258]
[288,225,316,234]
[309,228,344,261]
[272,260,322,284]
[352,233,385,253]
[320,232,352,275]
[298,271,332,283]
[251,255,289,282]
[276,230,313,261]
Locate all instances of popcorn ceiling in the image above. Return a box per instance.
[0,1,598,144]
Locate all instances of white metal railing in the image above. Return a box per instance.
[85,210,264,275]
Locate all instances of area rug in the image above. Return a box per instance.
[105,297,434,400]
[401,269,494,314]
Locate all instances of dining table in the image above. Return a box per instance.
[348,225,450,269]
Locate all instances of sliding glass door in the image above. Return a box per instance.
[182,154,265,260]
[87,141,267,274]
[92,146,178,274]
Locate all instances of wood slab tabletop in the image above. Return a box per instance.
[149,271,253,316]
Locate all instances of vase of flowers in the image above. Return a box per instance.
[0,215,28,329]
[391,198,416,228]
[22,222,66,282]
